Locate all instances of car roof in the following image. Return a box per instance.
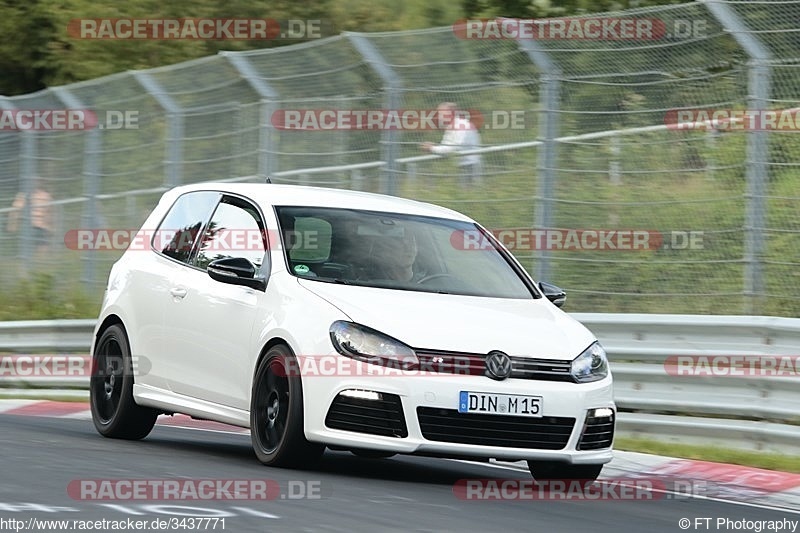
[163,182,474,222]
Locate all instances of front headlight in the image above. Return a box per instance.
[570,342,609,383]
[329,321,418,369]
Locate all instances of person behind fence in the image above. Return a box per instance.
[421,102,482,185]
[6,177,54,251]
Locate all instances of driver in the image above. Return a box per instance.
[371,230,424,282]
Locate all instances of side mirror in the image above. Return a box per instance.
[208,257,266,291]
[539,281,566,308]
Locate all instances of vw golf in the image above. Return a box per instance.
[90,182,615,480]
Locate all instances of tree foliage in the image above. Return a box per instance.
[0,0,464,95]
[0,0,694,96]
[462,0,692,18]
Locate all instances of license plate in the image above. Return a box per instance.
[458,391,542,417]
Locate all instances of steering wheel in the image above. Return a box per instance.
[416,273,453,284]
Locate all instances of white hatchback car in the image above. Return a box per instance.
[90,182,615,481]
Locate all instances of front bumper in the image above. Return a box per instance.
[302,366,615,464]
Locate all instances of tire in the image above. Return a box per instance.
[250,344,324,467]
[350,449,396,459]
[90,324,158,440]
[527,461,603,484]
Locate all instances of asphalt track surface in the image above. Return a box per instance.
[0,415,798,533]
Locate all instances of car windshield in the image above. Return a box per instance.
[275,206,535,299]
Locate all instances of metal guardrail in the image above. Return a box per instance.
[576,313,800,360]
[1,315,799,453]
[0,319,97,352]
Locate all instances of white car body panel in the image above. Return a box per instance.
[297,280,596,358]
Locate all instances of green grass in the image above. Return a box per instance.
[616,436,800,474]
[0,271,101,321]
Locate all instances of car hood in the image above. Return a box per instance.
[297,279,595,361]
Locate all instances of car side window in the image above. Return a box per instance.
[194,196,267,270]
[154,191,220,264]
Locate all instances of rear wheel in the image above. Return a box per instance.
[527,461,603,485]
[251,344,324,467]
[90,324,158,440]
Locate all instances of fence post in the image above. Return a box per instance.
[517,36,561,281]
[18,135,36,265]
[51,87,101,286]
[704,0,772,314]
[609,134,621,185]
[132,72,184,188]
[351,168,364,190]
[346,32,403,196]
[0,98,37,265]
[223,52,281,180]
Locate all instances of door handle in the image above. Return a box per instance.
[169,287,187,299]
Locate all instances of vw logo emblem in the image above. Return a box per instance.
[485,351,512,381]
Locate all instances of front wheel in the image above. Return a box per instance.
[527,461,603,484]
[90,324,158,440]
[251,345,324,467]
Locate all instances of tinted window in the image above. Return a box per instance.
[194,197,267,270]
[154,192,220,263]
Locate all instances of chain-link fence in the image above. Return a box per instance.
[0,0,798,316]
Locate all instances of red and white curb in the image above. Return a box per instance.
[600,451,800,512]
[0,399,249,434]
[487,454,800,511]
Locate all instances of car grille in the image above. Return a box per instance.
[415,350,574,382]
[416,407,575,450]
[325,392,408,438]
[577,411,615,450]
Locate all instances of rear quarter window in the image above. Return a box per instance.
[153,191,220,263]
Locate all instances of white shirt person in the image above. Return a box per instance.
[421,102,482,185]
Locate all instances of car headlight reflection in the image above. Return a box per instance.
[329,321,418,370]
[571,342,609,383]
